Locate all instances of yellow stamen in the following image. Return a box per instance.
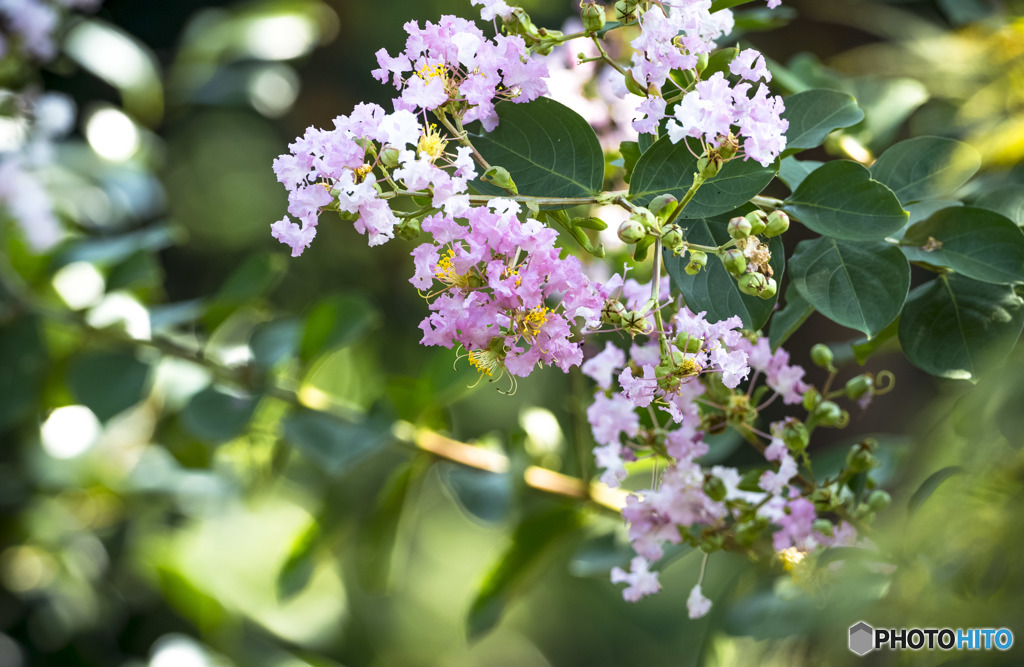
[521,306,550,341]
[417,124,448,162]
[434,248,470,290]
[353,164,373,182]
[416,63,447,83]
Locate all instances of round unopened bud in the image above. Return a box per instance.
[802,387,821,412]
[662,223,684,251]
[504,7,539,38]
[810,343,834,369]
[846,444,876,473]
[601,299,628,325]
[675,333,702,354]
[815,400,844,427]
[614,0,638,24]
[845,374,873,401]
[380,147,400,168]
[759,277,777,299]
[738,272,768,296]
[396,217,422,240]
[867,489,891,511]
[697,152,723,179]
[617,218,646,244]
[703,476,727,502]
[728,216,753,240]
[580,1,605,33]
[649,193,678,217]
[744,210,768,236]
[685,250,707,275]
[764,210,790,237]
[782,420,809,452]
[717,133,739,160]
[721,249,746,276]
[812,519,835,538]
[482,166,518,194]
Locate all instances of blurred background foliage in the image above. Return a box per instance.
[0,0,1023,665]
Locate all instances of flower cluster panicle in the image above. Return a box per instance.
[411,198,607,386]
[372,14,549,131]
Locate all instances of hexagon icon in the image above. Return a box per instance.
[849,621,874,656]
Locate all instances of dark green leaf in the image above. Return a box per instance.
[0,318,47,430]
[300,294,379,362]
[619,140,640,184]
[974,185,1024,226]
[67,350,152,421]
[276,521,320,602]
[467,505,581,639]
[789,237,910,337]
[784,160,908,240]
[568,532,633,578]
[204,254,288,328]
[442,464,513,524]
[55,225,176,268]
[870,137,980,205]
[778,157,822,192]
[638,132,656,154]
[710,0,758,10]
[181,385,259,442]
[782,89,864,154]
[357,460,420,591]
[851,319,899,364]
[470,97,603,202]
[281,408,390,474]
[898,275,1024,380]
[664,206,785,329]
[700,47,738,79]
[768,286,814,351]
[902,199,962,229]
[106,251,163,291]
[249,318,302,369]
[901,207,1024,284]
[908,466,966,515]
[630,136,778,219]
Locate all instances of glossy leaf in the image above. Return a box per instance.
[901,207,1024,285]
[768,286,814,351]
[782,89,864,154]
[790,237,910,337]
[908,466,966,516]
[357,460,420,591]
[630,136,777,219]
[281,408,390,474]
[898,274,1024,380]
[664,206,785,329]
[778,157,822,192]
[470,97,603,201]
[870,136,981,205]
[300,294,379,362]
[67,350,152,421]
[784,160,908,240]
[442,464,513,524]
[974,185,1024,226]
[181,385,259,442]
[467,505,581,639]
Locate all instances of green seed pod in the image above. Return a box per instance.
[380,147,400,168]
[846,446,875,473]
[703,475,727,502]
[661,222,684,251]
[504,8,540,39]
[721,249,747,276]
[649,193,678,217]
[782,420,809,452]
[810,343,834,369]
[759,277,777,299]
[845,374,874,400]
[867,489,891,511]
[728,216,753,240]
[601,299,628,325]
[815,400,844,427]
[802,386,821,412]
[744,209,768,236]
[396,217,422,240]
[738,271,768,296]
[717,133,739,160]
[614,0,638,25]
[617,218,646,244]
[481,166,518,194]
[685,250,707,275]
[675,333,702,354]
[764,210,790,237]
[580,1,605,33]
[697,152,723,179]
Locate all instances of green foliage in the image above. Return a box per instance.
[471,97,604,202]
[789,237,910,337]
[281,408,392,474]
[181,385,260,442]
[66,350,152,421]
[901,207,1024,285]
[781,88,864,154]
[869,136,981,204]
[784,160,908,240]
[768,287,813,350]
[908,466,966,516]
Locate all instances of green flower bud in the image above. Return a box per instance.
[675,333,702,354]
[867,489,891,511]
[845,374,873,400]
[380,147,400,168]
[717,133,739,160]
[614,0,638,25]
[617,218,646,244]
[759,277,777,300]
[782,420,809,452]
[661,222,684,251]
[846,443,877,473]
[580,1,605,34]
[728,216,752,240]
[648,193,678,217]
[744,209,768,236]
[815,400,845,427]
[802,387,821,412]
[738,271,768,296]
[697,152,723,179]
[703,475,727,502]
[601,299,628,325]
[810,343,834,369]
[504,8,540,40]
[720,249,746,276]
[481,166,518,194]
[396,217,422,240]
[699,533,724,553]
[685,250,707,275]
[764,210,790,237]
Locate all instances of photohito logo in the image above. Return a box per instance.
[848,621,1014,655]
